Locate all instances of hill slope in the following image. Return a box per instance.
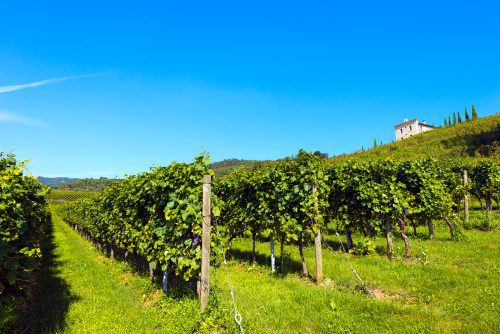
[332,113,500,163]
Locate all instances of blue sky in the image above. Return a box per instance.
[1,1,499,177]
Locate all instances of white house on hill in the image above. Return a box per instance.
[394,118,435,141]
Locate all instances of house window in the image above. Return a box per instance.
[400,129,403,133]
[409,125,412,131]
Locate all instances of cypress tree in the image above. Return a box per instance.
[444,118,448,127]
[380,140,383,146]
[448,116,452,126]
[457,112,462,123]
[465,107,470,121]
[453,112,457,125]
[472,105,478,119]
[374,139,378,148]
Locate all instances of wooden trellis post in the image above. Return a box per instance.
[270,233,275,273]
[313,184,323,283]
[463,170,469,226]
[200,174,211,312]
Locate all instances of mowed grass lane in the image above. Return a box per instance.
[29,209,199,334]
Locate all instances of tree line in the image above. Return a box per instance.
[444,105,478,127]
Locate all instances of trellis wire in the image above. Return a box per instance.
[326,230,372,295]
[213,215,244,333]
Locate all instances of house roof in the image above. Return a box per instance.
[394,118,437,129]
[394,118,418,128]
[419,123,436,128]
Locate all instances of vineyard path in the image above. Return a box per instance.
[30,209,169,333]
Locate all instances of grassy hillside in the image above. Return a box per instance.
[332,113,500,163]
[213,115,499,178]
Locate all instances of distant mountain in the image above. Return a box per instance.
[38,177,80,188]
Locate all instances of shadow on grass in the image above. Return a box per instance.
[228,248,307,277]
[464,127,500,157]
[26,220,79,333]
[94,245,199,300]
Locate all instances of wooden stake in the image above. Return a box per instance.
[398,219,410,258]
[428,220,434,240]
[162,265,168,295]
[200,174,211,312]
[463,170,469,226]
[444,216,454,238]
[385,218,394,259]
[344,225,353,251]
[251,230,257,265]
[270,233,275,273]
[280,233,285,272]
[148,263,154,284]
[312,184,323,283]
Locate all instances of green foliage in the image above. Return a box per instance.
[46,189,98,204]
[58,153,221,281]
[470,160,499,208]
[350,237,375,255]
[469,211,499,230]
[0,153,50,294]
[398,159,454,225]
[472,104,478,119]
[217,150,329,246]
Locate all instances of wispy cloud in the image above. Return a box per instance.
[0,109,48,127]
[0,72,115,94]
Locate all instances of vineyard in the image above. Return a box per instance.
[1,137,499,332]
[57,151,498,284]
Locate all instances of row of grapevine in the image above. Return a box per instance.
[327,159,460,259]
[465,161,499,211]
[218,154,498,280]
[0,153,51,294]
[57,151,498,289]
[216,150,328,279]
[57,154,222,284]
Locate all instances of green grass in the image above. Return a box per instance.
[19,208,202,333]
[2,210,499,333]
[222,216,499,333]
